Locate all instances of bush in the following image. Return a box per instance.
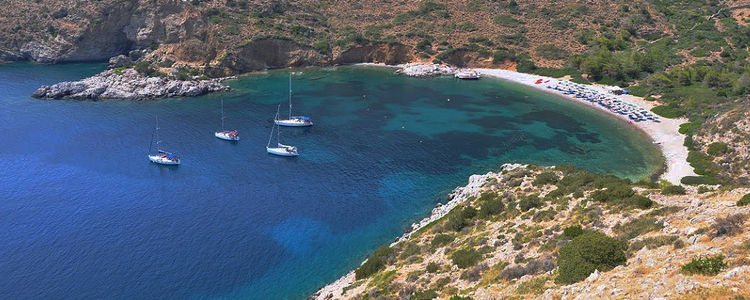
[678,122,701,135]
[681,255,727,276]
[313,41,330,54]
[431,233,455,248]
[426,262,440,273]
[451,248,482,268]
[355,245,395,279]
[535,44,569,60]
[449,296,473,300]
[614,216,663,239]
[681,176,720,185]
[556,231,627,284]
[738,194,750,206]
[563,225,584,239]
[518,195,543,211]
[712,213,746,237]
[500,258,555,280]
[533,172,559,186]
[706,142,729,156]
[479,197,505,218]
[411,289,438,300]
[661,185,686,195]
[651,105,684,118]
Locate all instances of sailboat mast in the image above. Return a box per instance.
[288,73,292,119]
[155,115,160,151]
[268,104,280,147]
[220,99,225,131]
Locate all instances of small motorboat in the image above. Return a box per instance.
[275,73,313,127]
[267,105,299,157]
[215,99,240,141]
[455,71,481,80]
[148,116,181,165]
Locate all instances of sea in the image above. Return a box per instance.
[0,63,662,299]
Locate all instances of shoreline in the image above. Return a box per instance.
[313,64,697,299]
[312,163,526,299]
[473,68,696,184]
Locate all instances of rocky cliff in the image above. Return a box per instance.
[0,0,668,75]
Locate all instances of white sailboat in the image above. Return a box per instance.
[267,105,299,157]
[148,115,181,165]
[275,73,313,127]
[214,99,240,141]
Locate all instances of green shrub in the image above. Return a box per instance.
[355,256,384,279]
[533,172,559,186]
[556,231,627,284]
[411,289,438,300]
[313,41,330,54]
[426,262,440,273]
[661,185,686,195]
[614,216,663,239]
[681,255,727,276]
[706,142,729,156]
[681,176,720,185]
[479,197,505,218]
[651,105,684,118]
[449,296,473,300]
[678,122,701,135]
[400,243,421,259]
[563,225,584,239]
[431,233,455,248]
[355,245,395,279]
[451,248,482,268]
[518,195,543,211]
[535,44,569,60]
[738,194,750,207]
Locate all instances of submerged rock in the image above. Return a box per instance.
[32,69,229,100]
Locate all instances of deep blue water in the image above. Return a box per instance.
[0,63,661,299]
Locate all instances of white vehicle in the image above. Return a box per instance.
[148,116,181,165]
[214,99,239,141]
[275,73,313,127]
[267,105,299,157]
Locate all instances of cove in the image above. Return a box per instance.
[0,63,662,299]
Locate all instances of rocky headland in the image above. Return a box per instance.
[313,165,750,299]
[31,68,229,100]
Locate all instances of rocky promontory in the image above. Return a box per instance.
[32,69,229,100]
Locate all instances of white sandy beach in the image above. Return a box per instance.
[474,69,696,183]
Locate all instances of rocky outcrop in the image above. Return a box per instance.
[213,38,326,76]
[395,62,457,77]
[32,69,228,100]
[334,43,413,66]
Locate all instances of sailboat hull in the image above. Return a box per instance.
[266,147,299,156]
[275,118,313,127]
[215,131,240,141]
[148,155,181,165]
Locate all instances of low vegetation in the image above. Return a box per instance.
[556,231,627,284]
[681,255,727,276]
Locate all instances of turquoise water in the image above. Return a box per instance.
[0,63,662,299]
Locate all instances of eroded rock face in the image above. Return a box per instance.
[215,38,326,75]
[32,69,229,100]
[334,43,413,65]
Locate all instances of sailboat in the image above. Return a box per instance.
[148,115,181,165]
[214,99,239,141]
[267,104,299,157]
[275,73,313,127]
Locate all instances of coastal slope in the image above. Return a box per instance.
[314,165,750,299]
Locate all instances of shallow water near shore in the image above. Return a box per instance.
[0,63,661,299]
